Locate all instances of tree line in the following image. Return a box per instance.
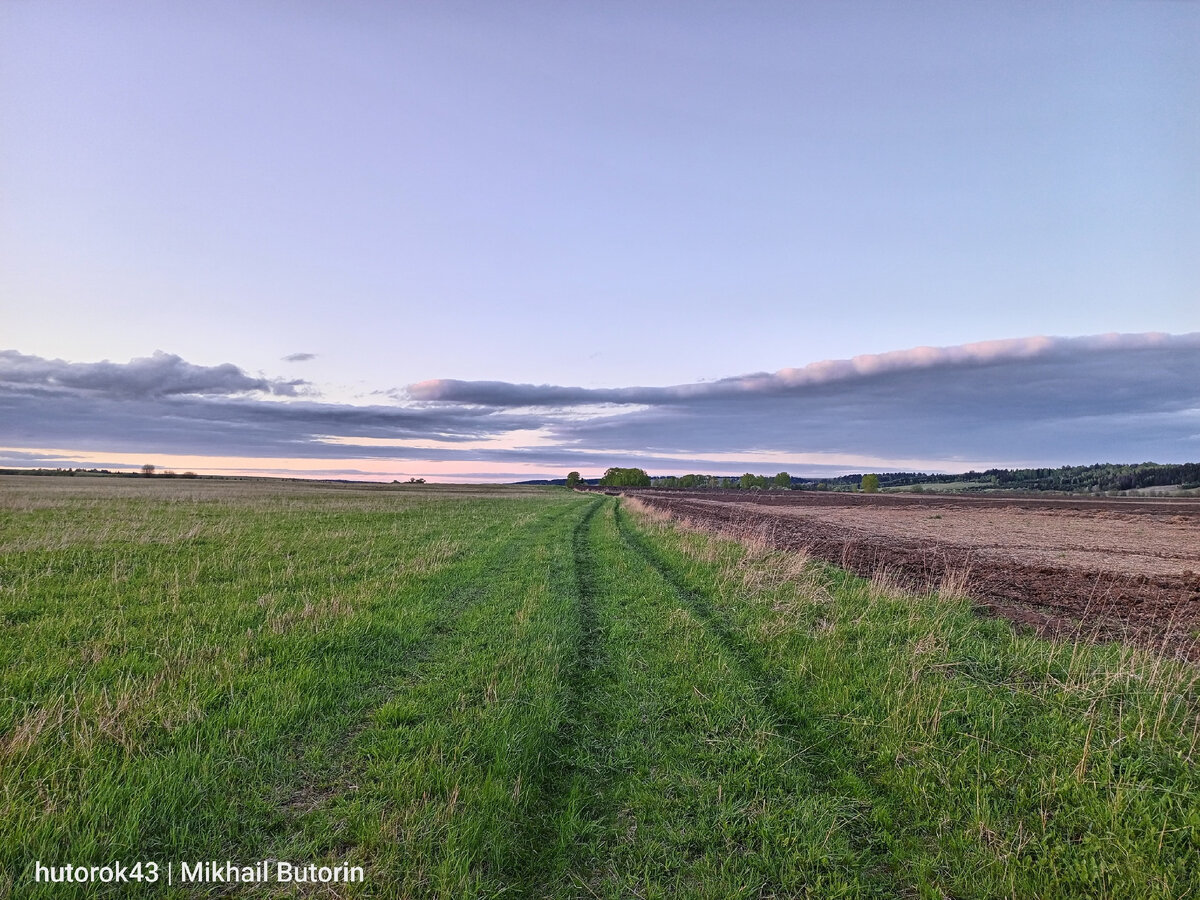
[585,469,796,489]
[568,461,1200,494]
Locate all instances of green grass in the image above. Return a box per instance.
[887,481,993,493]
[621,498,1200,899]
[1,476,1197,897]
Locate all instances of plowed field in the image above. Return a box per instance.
[607,490,1200,659]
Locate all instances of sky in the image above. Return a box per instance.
[2,1,1198,481]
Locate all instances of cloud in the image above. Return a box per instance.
[0,381,546,462]
[283,352,317,362]
[404,332,1200,468]
[406,333,1196,407]
[1,334,1197,477]
[0,350,308,399]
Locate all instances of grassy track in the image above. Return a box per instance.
[2,477,1198,898]
[546,496,895,898]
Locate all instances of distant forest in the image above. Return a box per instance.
[804,462,1200,493]
[529,461,1200,494]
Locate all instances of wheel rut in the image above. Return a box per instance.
[503,496,607,895]
[612,500,902,892]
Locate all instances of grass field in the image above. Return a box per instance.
[2,476,1198,898]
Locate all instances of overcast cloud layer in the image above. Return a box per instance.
[2,334,1197,477]
[0,350,307,399]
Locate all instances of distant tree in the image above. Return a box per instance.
[773,471,791,488]
[565,471,581,488]
[739,473,756,489]
[141,464,156,477]
[861,473,880,493]
[599,467,650,487]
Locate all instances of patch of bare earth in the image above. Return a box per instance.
[606,490,1200,661]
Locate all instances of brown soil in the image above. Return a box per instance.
[598,489,1200,661]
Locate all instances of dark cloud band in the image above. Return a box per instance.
[406,333,1199,407]
[0,350,307,399]
[2,334,1197,474]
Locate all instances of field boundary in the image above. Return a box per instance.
[615,491,1200,662]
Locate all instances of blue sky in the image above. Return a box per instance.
[2,2,1197,480]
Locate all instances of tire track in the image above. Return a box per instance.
[503,496,606,895]
[568,497,606,694]
[612,499,903,894]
